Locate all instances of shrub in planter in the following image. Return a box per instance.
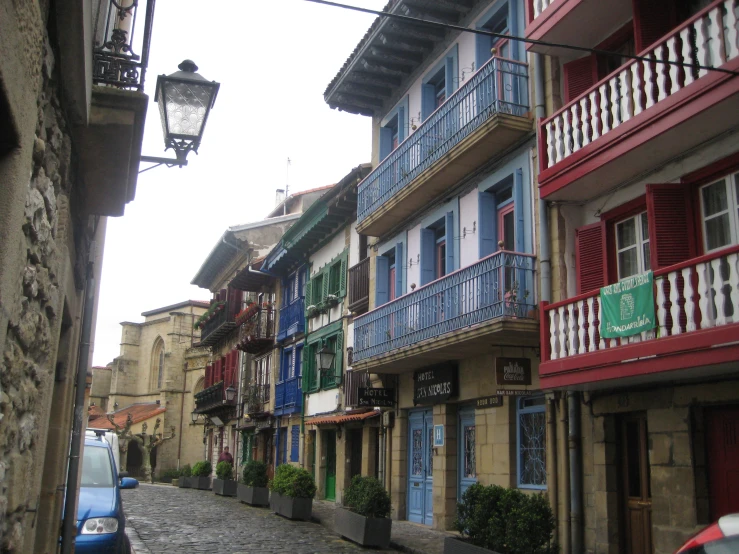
[269,464,316,520]
[213,461,237,497]
[448,484,557,554]
[336,475,392,548]
[237,461,269,506]
[178,464,192,488]
[191,460,212,490]
[158,468,181,484]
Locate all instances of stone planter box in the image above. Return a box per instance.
[444,537,502,554]
[237,483,269,506]
[270,491,313,521]
[171,478,179,487]
[178,477,191,488]
[335,507,392,548]
[192,476,212,490]
[213,478,237,497]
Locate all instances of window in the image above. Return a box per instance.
[476,3,514,68]
[700,172,739,252]
[517,395,546,489]
[422,47,457,121]
[420,212,455,286]
[615,212,651,280]
[375,243,403,306]
[304,331,343,393]
[329,258,342,296]
[312,274,324,306]
[380,99,407,161]
[435,226,446,280]
[151,337,165,391]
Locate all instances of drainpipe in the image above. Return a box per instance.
[559,394,571,554]
[533,52,551,305]
[176,361,187,469]
[546,395,558,545]
[61,256,96,554]
[568,391,583,554]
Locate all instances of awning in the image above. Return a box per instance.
[305,410,380,426]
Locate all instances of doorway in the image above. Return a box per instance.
[349,429,363,480]
[325,430,337,501]
[407,409,433,525]
[126,441,144,478]
[458,408,477,498]
[706,406,739,519]
[619,413,653,554]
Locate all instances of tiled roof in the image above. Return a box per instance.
[88,403,166,430]
[306,410,380,426]
[88,405,106,420]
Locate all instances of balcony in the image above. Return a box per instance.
[236,308,275,355]
[243,384,270,416]
[348,258,370,314]
[194,381,225,413]
[352,251,539,373]
[540,246,739,389]
[538,0,739,201]
[277,298,305,342]
[274,377,302,416]
[199,301,239,347]
[356,57,531,238]
[525,0,632,58]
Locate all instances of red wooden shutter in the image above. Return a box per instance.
[205,363,213,388]
[646,184,695,269]
[632,0,676,52]
[563,55,598,103]
[576,221,607,294]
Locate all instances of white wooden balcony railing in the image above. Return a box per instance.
[541,0,739,172]
[531,0,556,20]
[543,245,739,362]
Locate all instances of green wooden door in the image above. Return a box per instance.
[325,430,336,501]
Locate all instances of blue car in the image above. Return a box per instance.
[74,432,138,553]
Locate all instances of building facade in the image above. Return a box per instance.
[530,0,739,552]
[325,0,545,531]
[0,0,151,550]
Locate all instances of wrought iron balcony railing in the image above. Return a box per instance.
[275,377,301,413]
[93,0,155,91]
[348,258,370,314]
[353,251,537,363]
[200,300,239,346]
[237,308,275,354]
[243,383,270,416]
[194,381,224,413]
[278,298,305,341]
[356,56,529,223]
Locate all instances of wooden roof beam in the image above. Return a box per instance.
[378,33,435,54]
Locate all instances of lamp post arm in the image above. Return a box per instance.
[139,155,188,173]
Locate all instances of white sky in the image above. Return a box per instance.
[92,0,380,366]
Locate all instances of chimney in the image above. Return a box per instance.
[275,188,285,207]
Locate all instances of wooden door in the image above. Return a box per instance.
[458,409,477,498]
[407,409,434,525]
[620,414,653,554]
[706,406,739,520]
[325,430,337,501]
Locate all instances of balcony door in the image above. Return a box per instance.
[620,413,653,554]
[407,409,433,526]
[499,203,517,307]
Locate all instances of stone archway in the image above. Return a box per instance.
[127,440,144,478]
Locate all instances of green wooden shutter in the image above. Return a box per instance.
[339,251,348,298]
[334,332,344,384]
[321,271,329,303]
[305,279,313,307]
[304,344,317,393]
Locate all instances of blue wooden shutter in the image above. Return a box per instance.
[445,57,455,97]
[375,255,390,306]
[291,425,300,462]
[380,127,393,161]
[422,84,436,121]
[420,228,436,286]
[397,107,406,143]
[295,344,303,377]
[281,348,291,382]
[445,211,455,274]
[514,169,525,253]
[476,34,493,69]
[394,242,404,297]
[479,191,497,258]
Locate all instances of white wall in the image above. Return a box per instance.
[310,230,347,276]
[406,222,422,290]
[459,188,479,267]
[349,221,360,267]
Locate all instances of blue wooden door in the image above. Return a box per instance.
[408,409,433,525]
[458,409,477,498]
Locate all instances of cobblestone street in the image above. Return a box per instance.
[122,484,402,553]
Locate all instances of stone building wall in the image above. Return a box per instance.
[0,5,99,550]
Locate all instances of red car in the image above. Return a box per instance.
[676,514,739,553]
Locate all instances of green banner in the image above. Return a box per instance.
[600,271,656,339]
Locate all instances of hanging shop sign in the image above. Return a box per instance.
[474,395,504,409]
[413,365,457,406]
[600,271,656,338]
[495,357,532,386]
[358,388,395,408]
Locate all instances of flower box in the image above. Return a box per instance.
[212,478,237,497]
[270,491,312,521]
[237,484,269,506]
[192,476,211,490]
[335,507,392,548]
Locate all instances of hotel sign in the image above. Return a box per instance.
[413,365,457,406]
[358,388,395,408]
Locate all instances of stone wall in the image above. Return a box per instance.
[0,12,92,551]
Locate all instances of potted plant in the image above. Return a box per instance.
[305,305,318,317]
[212,461,237,496]
[178,464,192,488]
[335,475,392,548]
[269,464,316,521]
[445,484,557,554]
[237,460,269,506]
[190,460,212,490]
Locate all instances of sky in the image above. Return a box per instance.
[92,0,380,366]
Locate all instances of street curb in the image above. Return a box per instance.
[125,518,152,554]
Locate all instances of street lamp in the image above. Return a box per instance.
[191,411,200,424]
[140,59,220,170]
[316,344,336,373]
[225,385,237,403]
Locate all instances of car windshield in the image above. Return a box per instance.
[80,445,114,487]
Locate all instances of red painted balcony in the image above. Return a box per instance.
[537,0,739,201]
[539,245,739,389]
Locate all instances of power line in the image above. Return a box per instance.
[306,0,739,77]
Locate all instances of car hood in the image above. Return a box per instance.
[76,486,117,521]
